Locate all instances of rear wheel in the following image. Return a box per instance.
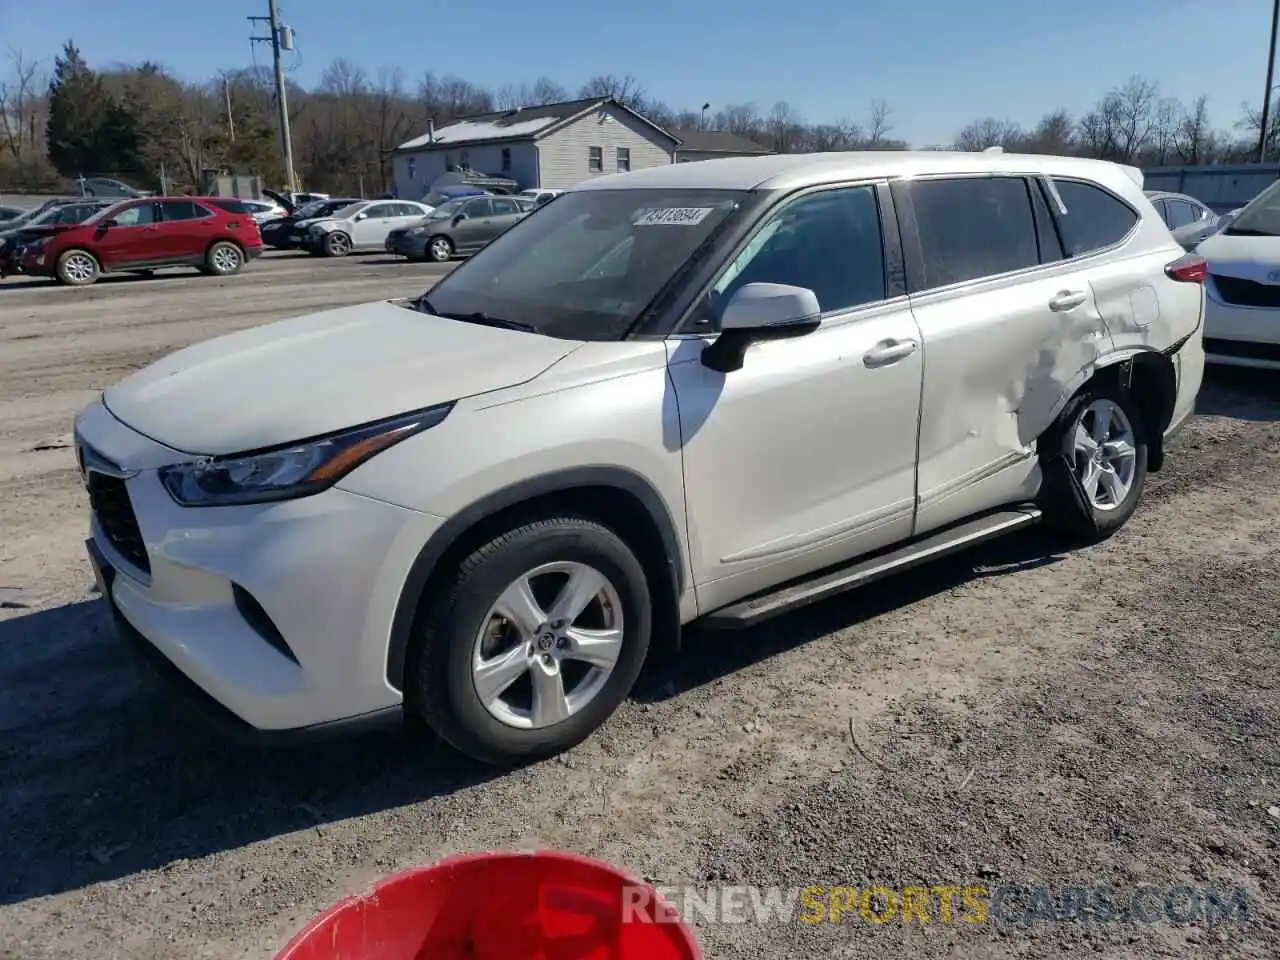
[412,515,651,765]
[323,231,352,257]
[202,241,244,276]
[427,235,453,263]
[1038,380,1148,542]
[55,249,99,286]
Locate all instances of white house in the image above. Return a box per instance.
[392,96,681,200]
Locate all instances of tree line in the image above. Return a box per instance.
[0,41,1275,198]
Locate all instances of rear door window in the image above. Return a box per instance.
[1047,179,1139,256]
[907,176,1040,290]
[1165,200,1199,229]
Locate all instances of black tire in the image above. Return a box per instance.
[426,235,453,263]
[323,231,352,257]
[55,249,100,286]
[1037,378,1148,543]
[412,514,652,765]
[202,241,244,276]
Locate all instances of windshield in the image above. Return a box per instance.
[294,200,327,219]
[1226,180,1280,237]
[419,188,752,340]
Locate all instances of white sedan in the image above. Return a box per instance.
[301,200,435,257]
[1198,180,1280,369]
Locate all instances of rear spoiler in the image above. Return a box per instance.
[1116,164,1144,189]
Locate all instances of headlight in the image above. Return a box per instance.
[158,403,453,507]
[409,226,428,236]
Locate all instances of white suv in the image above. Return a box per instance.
[75,152,1205,765]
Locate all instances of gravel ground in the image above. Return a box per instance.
[1,257,1278,959]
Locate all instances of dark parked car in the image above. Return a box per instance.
[385,195,533,262]
[0,199,114,276]
[260,197,361,249]
[0,204,25,222]
[20,196,263,285]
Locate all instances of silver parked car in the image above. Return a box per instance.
[1144,190,1220,249]
[302,199,435,257]
[75,151,1204,766]
[385,194,533,262]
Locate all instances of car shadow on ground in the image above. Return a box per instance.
[633,527,1073,703]
[0,528,1074,907]
[1197,366,1280,421]
[0,598,497,907]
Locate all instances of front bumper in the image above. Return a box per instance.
[385,232,429,258]
[76,398,446,736]
[1202,276,1280,367]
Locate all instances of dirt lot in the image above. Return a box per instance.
[2,255,1279,959]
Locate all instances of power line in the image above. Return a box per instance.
[248,0,297,193]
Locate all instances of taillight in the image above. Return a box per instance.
[1166,253,1207,284]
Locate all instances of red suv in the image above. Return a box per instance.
[21,197,264,285]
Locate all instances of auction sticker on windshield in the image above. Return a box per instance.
[633,207,714,226]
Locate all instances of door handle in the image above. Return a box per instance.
[863,339,918,368]
[1049,289,1087,312]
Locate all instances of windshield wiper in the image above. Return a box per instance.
[417,299,536,333]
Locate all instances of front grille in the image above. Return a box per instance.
[87,472,150,573]
[1210,274,1280,309]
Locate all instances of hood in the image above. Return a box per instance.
[1197,231,1280,281]
[102,300,582,456]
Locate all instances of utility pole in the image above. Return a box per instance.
[1259,0,1280,163]
[249,0,296,193]
[224,77,235,143]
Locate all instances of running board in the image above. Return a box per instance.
[701,506,1043,630]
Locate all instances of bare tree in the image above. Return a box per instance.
[1023,109,1076,154]
[767,100,802,152]
[495,76,568,110]
[0,47,51,182]
[865,98,892,145]
[578,74,646,109]
[954,117,1023,151]
[1174,96,1216,165]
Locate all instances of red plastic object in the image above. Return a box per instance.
[273,850,702,960]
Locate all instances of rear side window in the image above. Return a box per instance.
[909,177,1039,290]
[209,199,252,215]
[1048,179,1139,256]
[163,200,212,221]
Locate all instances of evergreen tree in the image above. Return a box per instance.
[45,40,139,178]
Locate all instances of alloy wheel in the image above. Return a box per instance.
[1072,398,1137,511]
[212,245,240,273]
[471,561,625,730]
[62,253,95,283]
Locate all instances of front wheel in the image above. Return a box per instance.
[1037,380,1148,542]
[412,515,652,765]
[427,235,453,263]
[323,231,352,257]
[55,249,100,286]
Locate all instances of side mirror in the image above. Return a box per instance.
[453,213,467,225]
[700,283,821,373]
[99,218,118,228]
[354,212,368,221]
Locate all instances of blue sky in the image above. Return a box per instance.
[0,0,1273,145]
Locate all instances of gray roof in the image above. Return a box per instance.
[673,129,772,155]
[397,97,678,152]
[572,150,1145,194]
